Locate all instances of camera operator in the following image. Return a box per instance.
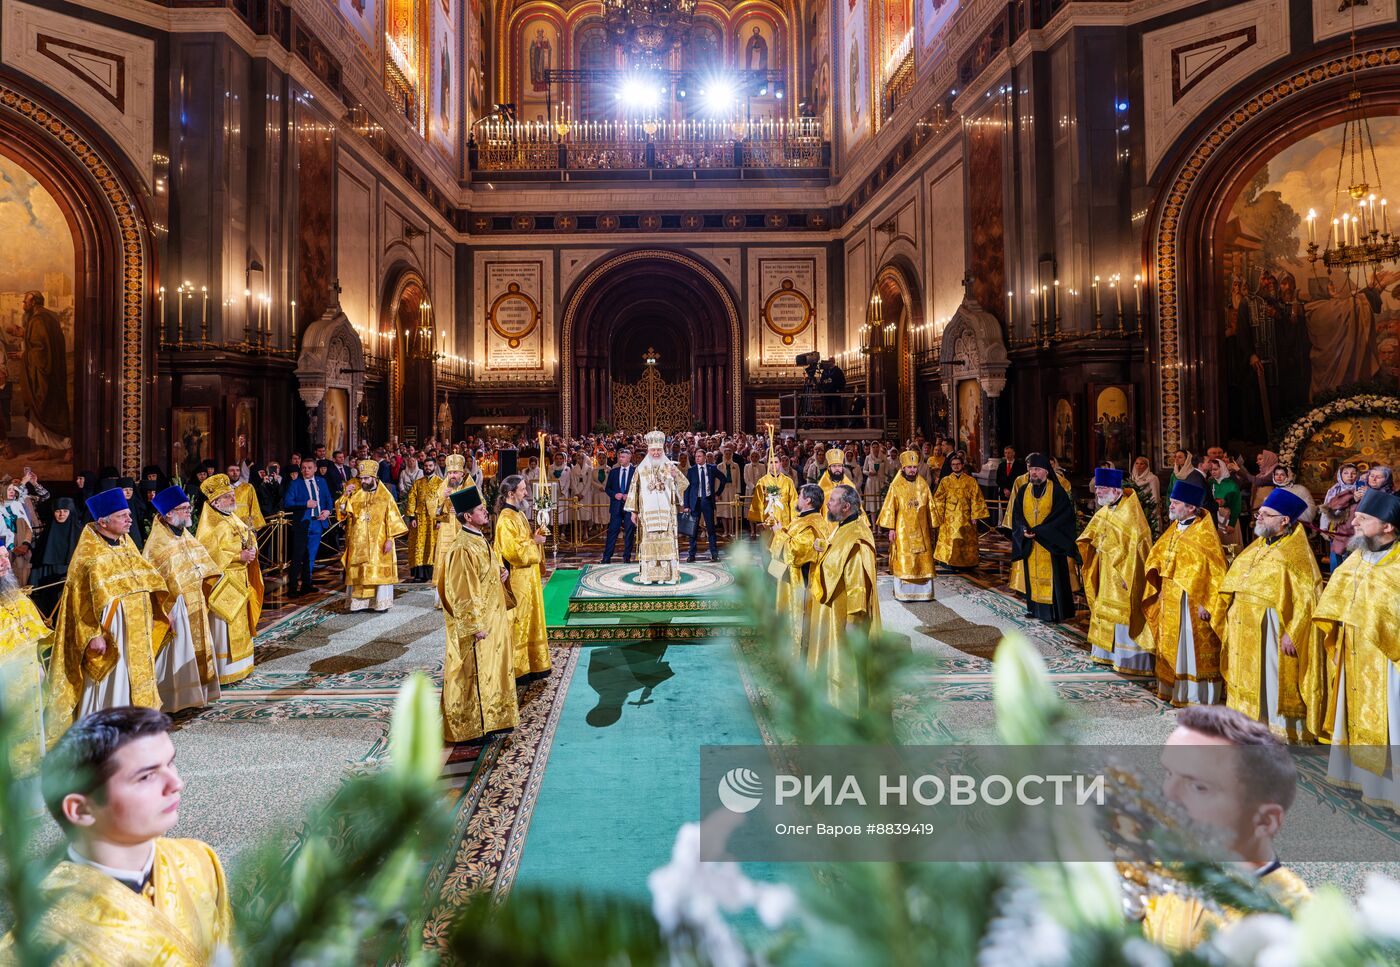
[818,357,845,427]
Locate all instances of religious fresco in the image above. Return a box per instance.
[843,0,870,149]
[519,15,560,123]
[466,0,485,128]
[965,96,1006,322]
[916,0,958,57]
[734,16,781,118]
[956,378,981,465]
[808,0,832,132]
[879,0,912,68]
[1218,115,1400,445]
[337,0,380,63]
[295,107,336,336]
[430,0,458,158]
[0,154,76,480]
[1297,414,1400,497]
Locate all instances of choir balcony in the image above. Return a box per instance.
[467,117,830,183]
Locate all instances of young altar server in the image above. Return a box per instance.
[1142,479,1228,706]
[1217,487,1323,742]
[2,707,233,963]
[438,485,519,743]
[144,485,223,711]
[1076,467,1154,675]
[495,474,551,679]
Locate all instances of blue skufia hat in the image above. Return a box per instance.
[1261,487,1307,522]
[1169,479,1206,508]
[85,488,129,521]
[151,485,191,518]
[1094,467,1124,489]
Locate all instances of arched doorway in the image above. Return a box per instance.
[561,251,741,436]
[868,262,921,440]
[378,270,438,444]
[0,79,152,478]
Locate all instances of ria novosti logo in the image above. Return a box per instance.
[717,767,764,813]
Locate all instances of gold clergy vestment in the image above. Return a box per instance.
[196,508,265,684]
[817,472,867,524]
[0,837,232,966]
[0,589,49,772]
[336,483,409,595]
[1076,490,1152,654]
[1218,525,1323,741]
[432,481,467,584]
[1001,472,1072,594]
[437,527,519,741]
[877,473,936,578]
[809,516,883,717]
[494,506,551,678]
[772,510,833,659]
[930,472,989,568]
[1142,515,1228,701]
[47,525,165,740]
[748,473,798,525]
[232,481,265,530]
[1312,541,1400,769]
[143,520,221,681]
[1141,864,1310,953]
[406,474,447,567]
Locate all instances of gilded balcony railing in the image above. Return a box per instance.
[471,117,826,173]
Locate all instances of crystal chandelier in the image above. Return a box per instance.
[1306,21,1398,272]
[603,0,697,65]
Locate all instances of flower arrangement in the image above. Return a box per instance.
[1277,393,1400,470]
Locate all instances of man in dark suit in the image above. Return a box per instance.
[329,450,352,496]
[284,458,334,596]
[602,448,636,564]
[996,445,1025,501]
[685,450,726,562]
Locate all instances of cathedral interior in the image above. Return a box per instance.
[4,0,1397,475]
[6,0,1400,960]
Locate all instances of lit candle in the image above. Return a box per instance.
[1133,274,1143,315]
[1006,290,1014,330]
[1092,276,1101,318]
[1370,194,1378,235]
[159,286,166,336]
[1330,218,1339,250]
[1053,279,1060,321]
[1307,209,1317,245]
[1384,199,1391,236]
[1113,274,1123,329]
[177,283,185,337]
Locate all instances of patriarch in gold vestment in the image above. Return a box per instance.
[437,485,519,742]
[144,486,222,711]
[809,484,883,718]
[47,490,165,742]
[1217,488,1323,742]
[877,451,938,600]
[1076,467,1153,675]
[196,475,264,686]
[930,452,989,570]
[336,460,409,612]
[1313,488,1400,810]
[1009,455,1080,622]
[770,484,833,659]
[1142,480,1228,707]
[0,546,48,772]
[494,474,551,679]
[624,430,688,585]
[405,454,446,582]
[431,455,470,609]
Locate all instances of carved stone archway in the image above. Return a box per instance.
[940,298,1009,466]
[296,305,365,453]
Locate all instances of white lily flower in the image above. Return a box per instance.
[1207,913,1297,967]
[1357,872,1400,940]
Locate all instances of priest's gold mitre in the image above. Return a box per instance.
[201,473,234,502]
[899,450,920,468]
[357,459,379,478]
[444,454,466,473]
[826,448,845,467]
[644,430,666,449]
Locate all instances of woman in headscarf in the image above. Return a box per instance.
[1168,449,1194,492]
[0,477,35,585]
[1249,451,1280,510]
[1322,462,1363,572]
[1130,455,1162,526]
[73,469,96,523]
[30,496,80,616]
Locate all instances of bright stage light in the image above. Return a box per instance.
[700,78,737,114]
[618,76,663,110]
